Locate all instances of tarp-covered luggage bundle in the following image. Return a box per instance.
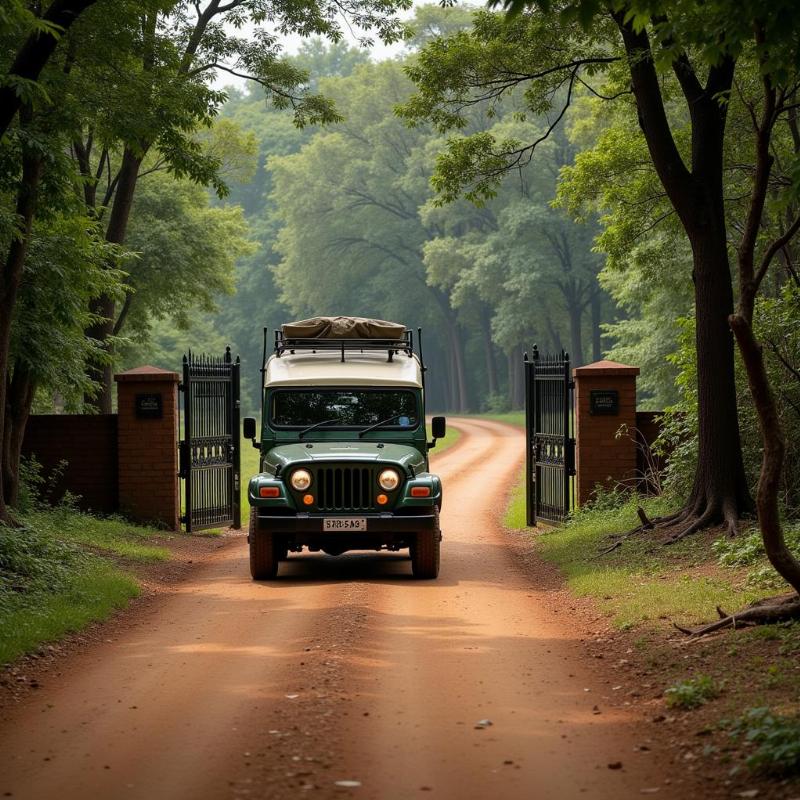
[281,316,406,340]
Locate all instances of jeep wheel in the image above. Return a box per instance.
[411,510,441,579]
[249,508,279,579]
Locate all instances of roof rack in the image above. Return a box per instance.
[273,328,415,363]
[260,328,427,392]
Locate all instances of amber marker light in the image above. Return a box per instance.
[259,486,280,498]
[410,486,431,498]
[376,493,388,505]
[303,494,314,506]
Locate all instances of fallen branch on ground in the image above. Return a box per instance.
[674,593,800,636]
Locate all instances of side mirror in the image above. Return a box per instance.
[428,416,446,449]
[243,416,259,448]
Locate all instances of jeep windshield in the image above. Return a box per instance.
[271,389,418,430]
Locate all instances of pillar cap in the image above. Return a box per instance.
[115,365,180,384]
[573,359,640,377]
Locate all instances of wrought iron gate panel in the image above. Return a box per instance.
[180,348,241,532]
[525,346,575,525]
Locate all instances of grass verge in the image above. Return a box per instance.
[0,507,168,665]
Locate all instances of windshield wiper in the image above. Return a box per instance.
[358,414,404,438]
[298,417,342,438]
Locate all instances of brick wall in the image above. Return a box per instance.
[573,360,640,506]
[21,415,118,513]
[115,366,180,530]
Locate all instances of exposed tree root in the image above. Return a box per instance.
[595,506,655,557]
[674,594,800,636]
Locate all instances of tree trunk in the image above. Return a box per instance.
[2,362,36,509]
[510,346,525,409]
[567,297,583,367]
[0,146,42,525]
[85,146,144,412]
[479,306,498,396]
[544,314,563,354]
[678,229,753,534]
[730,315,800,593]
[447,322,469,413]
[615,15,752,534]
[590,289,602,362]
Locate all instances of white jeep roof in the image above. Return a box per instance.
[264,351,423,389]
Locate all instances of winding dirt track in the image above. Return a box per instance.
[0,418,676,799]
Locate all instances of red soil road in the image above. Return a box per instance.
[0,418,676,799]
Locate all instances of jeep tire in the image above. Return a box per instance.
[249,507,279,579]
[411,508,441,579]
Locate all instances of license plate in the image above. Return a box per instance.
[323,517,367,531]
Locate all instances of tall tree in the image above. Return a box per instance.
[400,5,754,537]
[68,0,411,411]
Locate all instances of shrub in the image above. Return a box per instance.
[730,707,800,776]
[664,674,720,709]
[713,524,800,588]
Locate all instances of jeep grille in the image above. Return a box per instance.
[312,465,375,511]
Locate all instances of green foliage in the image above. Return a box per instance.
[713,524,800,589]
[0,500,170,664]
[664,675,720,709]
[730,707,800,776]
[121,172,254,341]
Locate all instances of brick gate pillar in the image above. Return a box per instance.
[573,360,640,507]
[114,366,180,530]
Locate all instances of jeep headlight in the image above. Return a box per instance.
[290,469,312,491]
[378,468,400,491]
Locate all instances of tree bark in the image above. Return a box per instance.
[0,0,97,139]
[2,362,36,509]
[84,146,144,412]
[615,14,753,533]
[730,315,800,593]
[479,305,498,396]
[0,146,42,525]
[678,229,753,533]
[590,288,602,362]
[567,292,584,367]
[446,321,469,413]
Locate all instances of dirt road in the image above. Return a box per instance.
[0,418,679,799]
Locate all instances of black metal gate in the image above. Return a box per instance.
[524,346,575,525]
[179,347,241,532]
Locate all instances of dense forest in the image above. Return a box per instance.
[123,12,624,417]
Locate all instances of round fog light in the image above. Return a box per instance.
[378,468,400,491]
[376,493,388,505]
[303,494,314,506]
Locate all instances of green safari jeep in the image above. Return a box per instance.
[242,318,446,580]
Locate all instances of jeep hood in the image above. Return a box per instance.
[264,442,425,475]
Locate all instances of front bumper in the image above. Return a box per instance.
[255,511,438,534]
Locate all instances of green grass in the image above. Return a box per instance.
[479,411,525,428]
[0,507,168,665]
[432,424,461,455]
[27,509,170,562]
[503,476,762,629]
[0,562,138,665]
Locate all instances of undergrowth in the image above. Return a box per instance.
[729,707,800,776]
[0,459,170,665]
[664,674,721,709]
